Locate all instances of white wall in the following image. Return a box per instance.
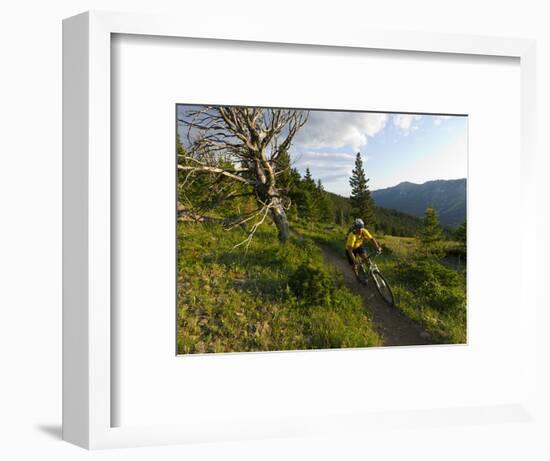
[0,1,548,459]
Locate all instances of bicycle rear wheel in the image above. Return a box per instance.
[371,270,395,306]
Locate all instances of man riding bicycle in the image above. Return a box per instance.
[346,218,382,276]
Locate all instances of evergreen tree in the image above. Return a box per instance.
[336,208,345,225]
[419,207,444,259]
[275,150,302,220]
[274,150,293,191]
[303,168,316,189]
[454,221,467,248]
[316,179,335,222]
[298,168,317,220]
[349,152,375,225]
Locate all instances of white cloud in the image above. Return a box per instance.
[393,114,422,132]
[296,111,388,150]
[433,115,452,126]
[294,152,356,174]
[292,150,361,195]
[294,151,355,165]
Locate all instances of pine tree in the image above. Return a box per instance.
[303,168,316,189]
[349,152,375,226]
[454,221,467,248]
[336,208,343,225]
[298,168,317,221]
[419,207,444,258]
[275,150,293,191]
[275,150,302,220]
[316,179,335,222]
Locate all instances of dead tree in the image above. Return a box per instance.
[178,106,308,245]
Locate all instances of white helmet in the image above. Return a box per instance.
[353,218,365,229]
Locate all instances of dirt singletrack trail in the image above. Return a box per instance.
[319,244,434,347]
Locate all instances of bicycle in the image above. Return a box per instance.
[355,250,395,307]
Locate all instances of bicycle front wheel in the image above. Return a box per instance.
[371,270,395,306]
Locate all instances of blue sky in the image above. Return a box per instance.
[291,111,468,196]
[177,106,468,197]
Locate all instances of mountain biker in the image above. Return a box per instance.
[346,218,382,276]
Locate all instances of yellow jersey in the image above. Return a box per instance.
[346,228,373,250]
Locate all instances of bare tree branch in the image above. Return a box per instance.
[231,205,271,252]
[177,164,256,186]
[177,106,309,244]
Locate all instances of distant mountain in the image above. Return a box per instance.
[371,178,466,228]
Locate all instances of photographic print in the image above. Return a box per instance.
[176,105,467,354]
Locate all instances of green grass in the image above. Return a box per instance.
[177,221,381,353]
[293,221,467,344]
[382,258,467,344]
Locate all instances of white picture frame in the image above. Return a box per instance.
[62,10,537,450]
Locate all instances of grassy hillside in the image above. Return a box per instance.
[177,221,381,353]
[293,221,467,344]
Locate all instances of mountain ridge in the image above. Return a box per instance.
[373,178,464,192]
[371,178,466,227]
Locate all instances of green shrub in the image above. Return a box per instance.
[395,258,465,314]
[289,261,334,307]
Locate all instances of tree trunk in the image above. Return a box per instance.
[270,197,290,243]
[255,162,289,242]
